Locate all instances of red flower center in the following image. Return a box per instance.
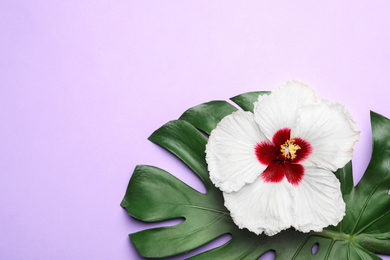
[255,128,312,185]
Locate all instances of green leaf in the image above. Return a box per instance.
[121,165,229,258]
[147,120,211,189]
[230,91,270,112]
[179,101,238,134]
[122,95,390,259]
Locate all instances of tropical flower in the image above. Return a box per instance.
[205,81,360,236]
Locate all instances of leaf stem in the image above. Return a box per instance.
[317,230,352,242]
[354,236,390,255]
[319,230,390,255]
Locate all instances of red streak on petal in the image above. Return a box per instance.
[272,128,291,147]
[293,138,312,163]
[261,161,285,183]
[261,161,304,185]
[255,142,278,165]
[283,163,304,185]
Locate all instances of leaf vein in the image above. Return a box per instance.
[324,240,336,260]
[351,243,366,260]
[171,214,226,240]
[291,234,311,260]
[236,237,265,260]
[183,205,230,215]
[350,181,382,235]
[355,209,390,236]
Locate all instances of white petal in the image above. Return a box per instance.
[206,111,267,193]
[292,167,345,232]
[223,178,294,236]
[291,101,360,171]
[253,81,316,141]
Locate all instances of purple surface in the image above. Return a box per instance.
[1,1,390,259]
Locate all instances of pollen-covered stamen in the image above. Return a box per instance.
[280,140,301,160]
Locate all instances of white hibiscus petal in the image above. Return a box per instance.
[223,178,294,236]
[253,81,317,141]
[292,101,360,171]
[206,111,267,192]
[292,167,345,233]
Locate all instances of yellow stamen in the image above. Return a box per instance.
[280,140,301,160]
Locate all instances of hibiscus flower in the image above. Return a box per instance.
[205,81,360,236]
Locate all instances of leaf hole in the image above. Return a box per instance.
[258,250,275,259]
[312,242,319,255]
[388,189,390,195]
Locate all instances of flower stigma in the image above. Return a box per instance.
[280,140,301,160]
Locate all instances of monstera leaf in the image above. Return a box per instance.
[121,92,390,259]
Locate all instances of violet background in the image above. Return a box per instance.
[1,1,390,259]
